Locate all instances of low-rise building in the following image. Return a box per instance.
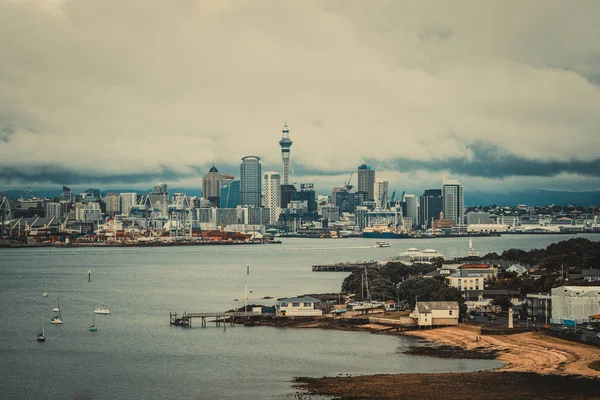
[276,295,323,317]
[410,301,459,327]
[550,286,600,324]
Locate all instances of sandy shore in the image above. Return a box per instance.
[403,324,600,378]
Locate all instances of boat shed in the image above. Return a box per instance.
[410,301,459,328]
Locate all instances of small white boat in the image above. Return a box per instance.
[89,312,97,331]
[468,238,480,257]
[94,306,110,315]
[42,292,48,297]
[52,299,60,313]
[375,241,391,248]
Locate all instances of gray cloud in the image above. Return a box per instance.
[0,126,15,143]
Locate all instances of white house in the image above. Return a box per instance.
[410,301,460,327]
[276,295,323,317]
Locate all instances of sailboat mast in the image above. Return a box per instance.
[41,317,45,336]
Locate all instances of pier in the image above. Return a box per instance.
[312,261,378,272]
[169,311,261,328]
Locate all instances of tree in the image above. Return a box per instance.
[491,296,513,311]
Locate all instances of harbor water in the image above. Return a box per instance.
[1,234,597,399]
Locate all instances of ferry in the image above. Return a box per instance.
[363,225,411,239]
[375,241,391,248]
[380,248,445,265]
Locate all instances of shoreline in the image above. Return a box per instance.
[0,239,281,249]
[263,319,600,398]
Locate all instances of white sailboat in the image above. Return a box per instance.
[51,308,62,324]
[37,317,46,341]
[94,304,110,314]
[52,299,60,313]
[42,278,48,297]
[468,237,480,257]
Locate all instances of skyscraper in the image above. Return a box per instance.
[240,156,262,207]
[263,172,281,224]
[419,189,443,228]
[374,180,389,209]
[404,194,418,228]
[119,192,137,216]
[279,123,293,185]
[202,165,221,207]
[220,180,240,208]
[357,164,375,201]
[442,180,465,226]
[104,192,120,215]
[150,183,169,217]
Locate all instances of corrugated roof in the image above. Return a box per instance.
[416,301,459,313]
[276,295,321,303]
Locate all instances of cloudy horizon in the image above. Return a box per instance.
[2,0,600,197]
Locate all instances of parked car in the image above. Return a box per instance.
[585,324,596,331]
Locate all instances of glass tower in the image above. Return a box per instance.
[240,156,262,207]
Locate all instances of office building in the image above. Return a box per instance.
[404,194,418,228]
[419,189,443,228]
[220,180,240,209]
[240,156,262,207]
[335,191,366,213]
[45,202,61,220]
[374,180,388,209]
[150,183,169,217]
[357,164,375,201]
[202,165,221,207]
[467,211,491,225]
[263,172,281,225]
[280,184,297,209]
[331,187,344,207]
[279,123,293,185]
[119,193,137,216]
[296,183,316,213]
[104,192,120,215]
[442,180,465,226]
[61,186,72,202]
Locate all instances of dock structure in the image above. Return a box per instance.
[169,311,261,328]
[312,261,378,272]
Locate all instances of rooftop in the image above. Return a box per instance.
[276,295,321,303]
[416,301,459,313]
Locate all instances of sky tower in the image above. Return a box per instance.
[279,123,293,185]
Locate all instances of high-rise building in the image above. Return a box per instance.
[45,202,61,220]
[357,164,375,201]
[331,187,344,207]
[104,192,120,215]
[280,184,297,209]
[220,180,240,208]
[442,180,465,226]
[263,172,281,224]
[61,186,72,202]
[419,189,443,228]
[374,180,389,209]
[279,123,293,185]
[120,192,137,216]
[240,156,262,207]
[202,165,221,207]
[404,194,418,229]
[296,183,316,213]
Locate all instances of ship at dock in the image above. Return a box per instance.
[362,225,411,239]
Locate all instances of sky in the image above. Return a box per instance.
[1,0,600,198]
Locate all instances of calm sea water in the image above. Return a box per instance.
[1,234,597,399]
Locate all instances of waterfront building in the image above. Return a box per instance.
[220,180,240,208]
[466,211,491,225]
[276,295,323,317]
[410,302,459,327]
[366,209,401,229]
[357,164,375,201]
[240,156,262,207]
[263,172,281,225]
[549,286,600,324]
[45,202,61,220]
[279,123,293,185]
[119,193,137,216]
[321,205,340,222]
[374,180,388,209]
[104,192,120,215]
[432,211,456,231]
[419,189,443,229]
[202,165,222,207]
[215,208,240,227]
[195,208,213,224]
[442,180,464,226]
[241,206,270,226]
[404,194,418,228]
[150,183,169,217]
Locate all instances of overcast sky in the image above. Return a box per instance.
[1,0,600,195]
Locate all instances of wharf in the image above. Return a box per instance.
[169,311,261,327]
[312,261,378,272]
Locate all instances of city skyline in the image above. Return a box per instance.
[1,1,600,198]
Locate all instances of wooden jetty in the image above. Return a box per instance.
[169,311,261,328]
[312,261,378,272]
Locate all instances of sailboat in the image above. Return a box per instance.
[94,304,110,314]
[52,299,60,313]
[37,317,46,341]
[89,312,97,331]
[468,237,480,257]
[42,274,48,297]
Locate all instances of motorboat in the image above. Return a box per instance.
[375,241,391,248]
[94,306,110,315]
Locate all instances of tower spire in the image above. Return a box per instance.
[279,122,293,185]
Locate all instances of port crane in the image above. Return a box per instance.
[344,171,354,191]
[0,194,12,238]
